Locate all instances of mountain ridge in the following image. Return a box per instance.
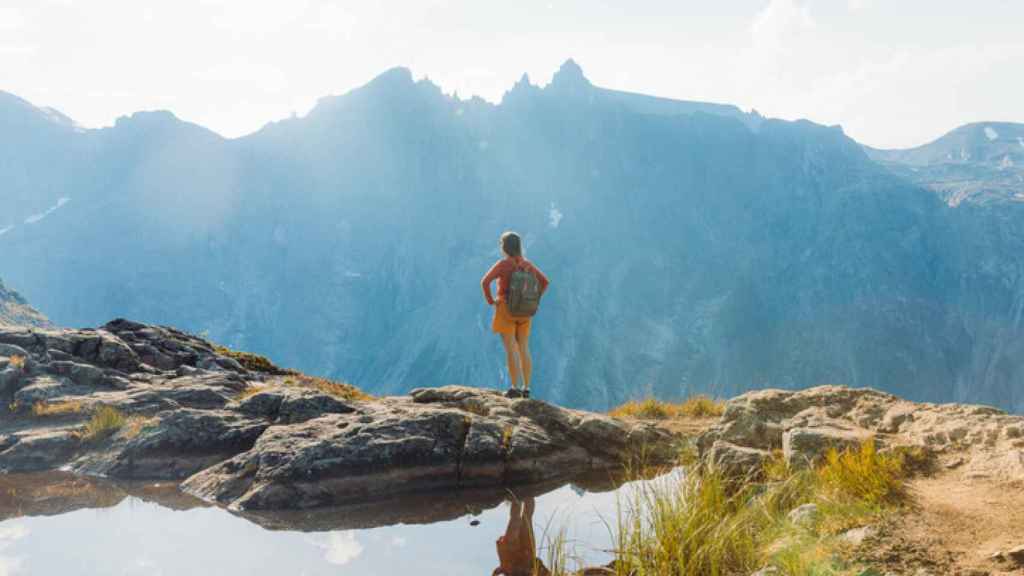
[0,278,52,329]
[1,60,1022,413]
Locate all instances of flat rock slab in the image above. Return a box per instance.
[183,386,675,510]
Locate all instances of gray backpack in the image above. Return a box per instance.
[507,263,542,317]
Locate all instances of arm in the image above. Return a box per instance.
[481,261,503,305]
[531,263,550,295]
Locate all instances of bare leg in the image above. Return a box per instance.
[501,333,522,389]
[515,331,532,391]
[523,496,535,521]
[507,498,523,533]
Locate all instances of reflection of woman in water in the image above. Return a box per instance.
[493,496,550,576]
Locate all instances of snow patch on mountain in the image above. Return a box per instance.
[985,126,999,140]
[24,197,70,225]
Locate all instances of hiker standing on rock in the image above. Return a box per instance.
[481,231,549,399]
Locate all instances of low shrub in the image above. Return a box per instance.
[80,405,126,442]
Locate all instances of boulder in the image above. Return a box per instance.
[706,440,770,478]
[783,425,874,468]
[0,366,23,395]
[699,385,1024,484]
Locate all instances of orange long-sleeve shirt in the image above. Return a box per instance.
[481,256,550,306]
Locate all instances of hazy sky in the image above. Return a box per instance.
[1,0,1022,148]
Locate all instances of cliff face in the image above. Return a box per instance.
[0,278,51,329]
[0,65,1022,412]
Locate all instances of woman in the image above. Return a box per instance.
[481,231,549,398]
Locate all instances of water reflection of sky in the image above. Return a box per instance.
[0,472,678,576]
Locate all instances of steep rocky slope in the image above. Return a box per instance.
[866,121,1024,206]
[0,278,51,328]
[1,62,1022,413]
[0,319,673,510]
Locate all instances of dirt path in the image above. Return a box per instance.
[864,473,1024,575]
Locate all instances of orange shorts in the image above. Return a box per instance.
[492,301,532,338]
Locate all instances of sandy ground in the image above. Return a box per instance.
[861,473,1024,575]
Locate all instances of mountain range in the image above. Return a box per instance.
[2,59,1022,412]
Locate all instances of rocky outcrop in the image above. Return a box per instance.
[0,278,51,329]
[698,385,1024,481]
[0,319,675,510]
[181,385,674,510]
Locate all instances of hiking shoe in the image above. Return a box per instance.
[522,389,531,399]
[504,388,522,399]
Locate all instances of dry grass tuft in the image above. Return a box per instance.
[120,415,154,439]
[234,374,371,403]
[80,405,127,442]
[615,471,763,576]
[235,385,266,401]
[213,345,297,376]
[817,439,908,509]
[282,374,372,401]
[678,395,727,418]
[8,355,26,370]
[609,395,725,421]
[32,400,85,417]
[600,439,916,576]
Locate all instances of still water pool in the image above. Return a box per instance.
[0,470,679,575]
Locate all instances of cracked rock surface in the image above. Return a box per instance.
[698,385,1024,481]
[0,319,675,510]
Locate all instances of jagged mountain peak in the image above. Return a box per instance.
[365,66,416,91]
[548,58,592,93]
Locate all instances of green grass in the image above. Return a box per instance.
[539,439,913,576]
[817,440,906,509]
[609,395,726,420]
[614,471,763,576]
[80,405,127,442]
